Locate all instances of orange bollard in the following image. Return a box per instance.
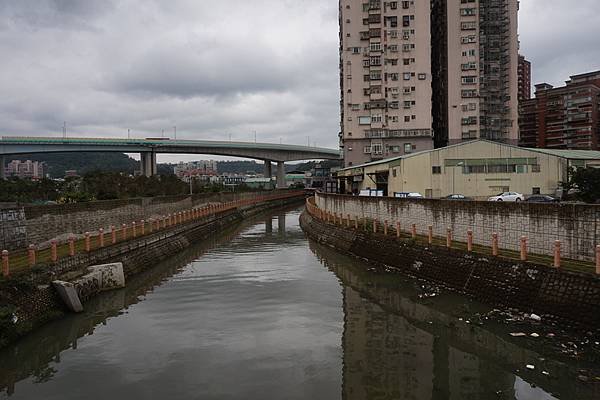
[411,224,417,239]
[520,236,527,261]
[373,219,378,234]
[28,244,36,267]
[384,220,388,236]
[69,235,75,256]
[354,217,358,230]
[596,245,600,275]
[446,228,452,248]
[168,214,172,226]
[428,225,433,245]
[1,250,8,277]
[122,224,128,241]
[99,228,105,248]
[51,240,58,262]
[553,240,561,268]
[467,230,473,252]
[492,233,499,256]
[149,219,154,233]
[141,220,145,235]
[85,232,91,252]
[111,226,117,244]
[132,222,137,238]
[396,221,401,238]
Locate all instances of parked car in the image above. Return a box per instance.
[487,192,525,202]
[443,194,473,201]
[525,195,560,203]
[394,192,424,199]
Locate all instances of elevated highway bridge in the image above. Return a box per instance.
[0,136,341,187]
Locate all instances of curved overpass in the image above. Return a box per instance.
[0,136,341,186]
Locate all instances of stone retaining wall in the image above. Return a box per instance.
[300,209,600,330]
[315,192,600,262]
[0,191,276,250]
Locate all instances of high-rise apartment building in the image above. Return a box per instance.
[431,0,519,147]
[339,0,434,167]
[518,54,531,101]
[4,160,46,180]
[519,71,600,149]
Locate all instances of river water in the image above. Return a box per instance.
[0,207,595,399]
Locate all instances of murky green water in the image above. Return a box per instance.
[0,207,595,399]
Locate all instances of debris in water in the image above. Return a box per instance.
[530,313,542,322]
[530,333,540,338]
[11,314,18,324]
[542,371,550,376]
[526,365,535,370]
[510,332,527,337]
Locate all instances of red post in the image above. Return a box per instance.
[141,220,145,235]
[467,230,473,252]
[122,224,127,241]
[132,222,137,238]
[384,220,388,236]
[85,232,91,252]
[596,245,600,275]
[411,223,417,239]
[1,250,8,277]
[492,233,499,256]
[446,228,452,248]
[520,236,527,261]
[69,235,75,256]
[428,225,433,245]
[99,228,105,248]
[111,226,117,244]
[51,240,58,262]
[553,240,561,268]
[28,244,36,267]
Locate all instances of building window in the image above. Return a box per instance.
[392,169,397,177]
[432,166,442,174]
[404,143,412,153]
[532,165,541,173]
[403,72,411,80]
[532,187,541,195]
[418,73,426,80]
[359,116,371,125]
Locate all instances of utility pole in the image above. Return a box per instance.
[254,130,257,143]
[62,122,67,138]
[174,126,177,140]
[127,129,130,139]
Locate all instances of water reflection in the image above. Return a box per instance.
[310,242,596,400]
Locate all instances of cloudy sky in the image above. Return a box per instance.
[0,0,599,162]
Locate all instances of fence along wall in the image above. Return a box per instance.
[315,192,600,262]
[0,192,274,251]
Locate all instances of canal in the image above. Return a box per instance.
[0,206,595,399]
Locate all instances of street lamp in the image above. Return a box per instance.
[452,162,464,195]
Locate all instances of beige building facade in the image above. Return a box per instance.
[339,0,434,168]
[431,0,520,147]
[336,140,600,199]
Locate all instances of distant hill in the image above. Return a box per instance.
[12,153,139,178]
[8,153,341,178]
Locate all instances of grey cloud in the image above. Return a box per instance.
[0,0,594,153]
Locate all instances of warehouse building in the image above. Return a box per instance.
[336,140,600,199]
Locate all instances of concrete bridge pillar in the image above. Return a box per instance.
[0,155,5,180]
[276,161,286,189]
[264,160,272,179]
[140,152,157,177]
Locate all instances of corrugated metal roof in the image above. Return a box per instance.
[522,148,600,160]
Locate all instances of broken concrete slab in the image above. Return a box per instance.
[52,280,83,313]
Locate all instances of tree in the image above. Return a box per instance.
[569,167,600,203]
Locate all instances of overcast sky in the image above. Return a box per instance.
[1,0,599,162]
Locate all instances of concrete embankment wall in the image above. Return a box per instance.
[300,209,600,330]
[0,195,303,348]
[0,191,275,250]
[315,192,600,262]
